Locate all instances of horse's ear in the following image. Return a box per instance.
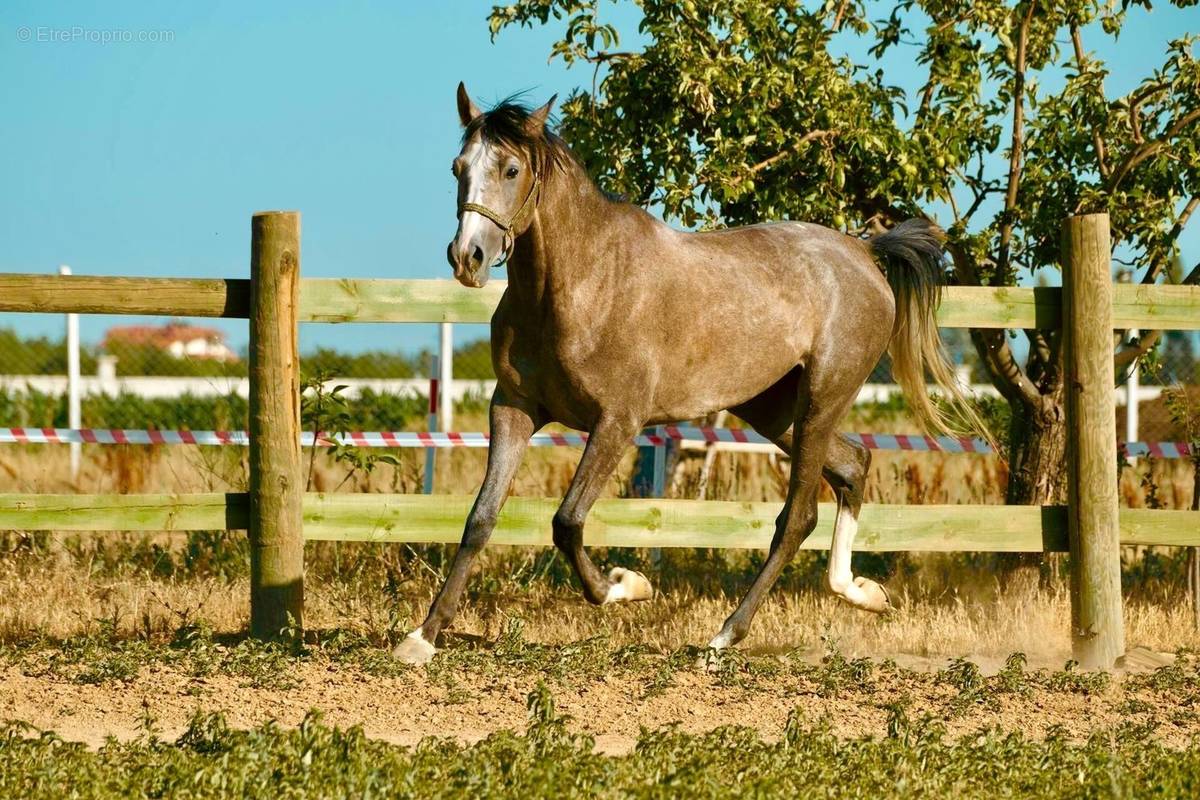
[457,82,482,127]
[524,94,557,135]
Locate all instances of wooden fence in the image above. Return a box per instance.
[2,211,1198,667]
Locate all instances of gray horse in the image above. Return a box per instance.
[394,85,981,664]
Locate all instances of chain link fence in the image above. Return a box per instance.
[0,312,1195,445]
[1125,328,1200,445]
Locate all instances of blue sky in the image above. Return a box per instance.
[1,1,1196,357]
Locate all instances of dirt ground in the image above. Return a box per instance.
[3,646,1191,755]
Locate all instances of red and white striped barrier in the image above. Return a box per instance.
[0,425,1193,458]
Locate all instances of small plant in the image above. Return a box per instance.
[1127,661,1197,697]
[883,694,914,743]
[808,637,875,698]
[994,652,1032,696]
[1043,660,1111,696]
[301,370,403,491]
[941,656,996,715]
[641,646,695,699]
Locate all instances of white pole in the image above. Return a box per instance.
[1126,327,1140,459]
[424,355,438,495]
[438,321,453,434]
[60,265,81,480]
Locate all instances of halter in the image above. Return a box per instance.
[458,173,542,266]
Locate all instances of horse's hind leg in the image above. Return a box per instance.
[553,414,653,605]
[824,435,890,612]
[733,388,892,615]
[709,377,854,650]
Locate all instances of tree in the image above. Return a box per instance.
[489,0,1199,510]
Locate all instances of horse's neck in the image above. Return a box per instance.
[505,170,615,309]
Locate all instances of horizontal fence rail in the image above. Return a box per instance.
[1,426,1196,459]
[2,493,1198,551]
[0,275,252,317]
[1,275,1198,329]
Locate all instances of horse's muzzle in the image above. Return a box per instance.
[447,239,490,288]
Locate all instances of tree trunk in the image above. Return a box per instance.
[1001,386,1068,588]
[1006,392,1068,506]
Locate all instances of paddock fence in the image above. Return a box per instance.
[1,211,1198,668]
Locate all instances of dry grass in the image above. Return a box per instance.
[0,423,1195,509]
[2,542,1198,667]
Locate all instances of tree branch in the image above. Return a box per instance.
[1115,254,1200,369]
[1070,24,1109,179]
[583,51,637,64]
[1165,196,1200,258]
[1107,108,1200,193]
[831,0,850,31]
[995,3,1036,282]
[946,241,1041,408]
[962,185,1001,222]
[1126,82,1167,145]
[748,130,837,174]
[1140,194,1198,285]
[1185,261,1200,287]
[1114,330,1164,370]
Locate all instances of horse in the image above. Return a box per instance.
[392,83,981,664]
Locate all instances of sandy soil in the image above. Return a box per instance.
[2,648,1190,755]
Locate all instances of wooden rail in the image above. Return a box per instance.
[0,275,251,317]
[0,274,1198,329]
[2,493,1198,551]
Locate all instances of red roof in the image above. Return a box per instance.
[103,321,228,351]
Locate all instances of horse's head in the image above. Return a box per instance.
[447,83,556,288]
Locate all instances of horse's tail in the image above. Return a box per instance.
[868,219,990,442]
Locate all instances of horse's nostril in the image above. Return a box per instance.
[471,245,484,266]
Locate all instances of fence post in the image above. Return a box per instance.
[59,265,81,481]
[248,211,304,639]
[1062,212,1124,669]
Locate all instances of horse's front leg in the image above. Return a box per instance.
[393,394,537,664]
[553,414,653,605]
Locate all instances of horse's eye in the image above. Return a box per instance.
[505,166,519,179]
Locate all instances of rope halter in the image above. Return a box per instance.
[457,173,542,267]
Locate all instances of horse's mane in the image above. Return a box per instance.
[464,96,578,178]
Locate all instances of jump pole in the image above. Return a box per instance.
[1062,212,1124,669]
[59,265,81,481]
[248,211,304,639]
[424,355,438,494]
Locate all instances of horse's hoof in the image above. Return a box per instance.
[852,576,894,614]
[604,567,654,603]
[392,630,436,664]
[696,648,725,674]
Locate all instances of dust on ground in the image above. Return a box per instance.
[2,646,1191,755]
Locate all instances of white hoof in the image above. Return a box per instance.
[694,630,735,671]
[840,576,893,614]
[706,630,734,651]
[392,629,436,664]
[603,567,654,604]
